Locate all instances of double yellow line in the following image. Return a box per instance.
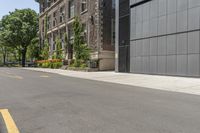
[0,109,20,133]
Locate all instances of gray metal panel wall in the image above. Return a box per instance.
[129,0,200,77]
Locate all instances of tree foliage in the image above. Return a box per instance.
[55,37,63,60]
[0,42,17,65]
[72,17,90,64]
[0,9,38,66]
[41,39,49,60]
[0,42,7,65]
[27,37,41,61]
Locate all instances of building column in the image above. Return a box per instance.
[115,0,119,72]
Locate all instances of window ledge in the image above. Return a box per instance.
[80,10,88,15]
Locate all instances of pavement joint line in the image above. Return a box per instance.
[0,109,20,133]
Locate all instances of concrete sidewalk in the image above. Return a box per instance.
[23,68,200,96]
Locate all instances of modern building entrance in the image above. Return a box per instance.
[118,0,130,72]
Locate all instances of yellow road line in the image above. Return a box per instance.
[6,72,12,74]
[40,75,49,78]
[0,73,23,80]
[0,109,20,133]
[13,76,23,80]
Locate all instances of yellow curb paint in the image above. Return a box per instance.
[0,109,20,133]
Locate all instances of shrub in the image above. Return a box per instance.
[80,63,87,69]
[53,62,62,69]
[74,60,81,67]
[55,37,63,59]
[36,59,62,69]
[42,62,49,68]
[69,59,88,69]
[50,62,54,68]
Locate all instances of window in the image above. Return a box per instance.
[111,19,115,45]
[111,0,115,45]
[41,2,45,12]
[53,33,57,51]
[68,26,74,50]
[53,11,57,27]
[81,0,87,12]
[112,0,115,8]
[42,19,45,32]
[48,35,51,51]
[60,6,65,23]
[81,23,87,43]
[69,0,75,18]
[47,15,51,30]
[68,27,74,41]
[47,0,52,7]
[60,28,66,49]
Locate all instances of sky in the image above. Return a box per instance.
[0,0,39,19]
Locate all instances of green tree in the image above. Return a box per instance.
[55,37,63,59]
[0,9,38,67]
[0,44,7,65]
[41,39,49,60]
[27,37,41,61]
[63,33,68,58]
[0,43,16,65]
[72,17,90,66]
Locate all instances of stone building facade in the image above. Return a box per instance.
[38,0,115,70]
[116,0,200,77]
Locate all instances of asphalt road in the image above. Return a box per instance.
[0,68,200,133]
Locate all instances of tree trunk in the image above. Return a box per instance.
[18,50,21,65]
[3,54,6,65]
[3,48,7,65]
[21,48,27,67]
[68,44,73,60]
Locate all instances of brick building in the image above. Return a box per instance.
[38,0,115,70]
